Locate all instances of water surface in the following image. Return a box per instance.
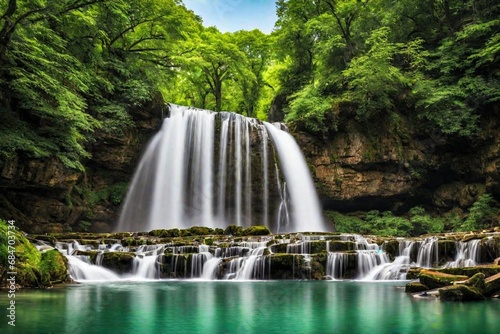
[1,280,498,333]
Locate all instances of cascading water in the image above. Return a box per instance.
[445,239,482,268]
[116,104,329,233]
[55,232,498,282]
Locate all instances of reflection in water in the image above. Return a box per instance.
[1,281,498,334]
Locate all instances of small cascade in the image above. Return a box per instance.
[132,245,164,279]
[200,258,222,280]
[416,237,439,268]
[51,232,498,282]
[234,247,268,280]
[326,253,349,279]
[445,239,481,268]
[286,241,311,254]
[67,256,120,281]
[361,255,412,281]
[190,245,213,278]
[357,251,390,278]
[117,104,329,233]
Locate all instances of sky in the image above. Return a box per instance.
[182,0,278,34]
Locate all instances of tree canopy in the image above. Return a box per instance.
[1,0,499,171]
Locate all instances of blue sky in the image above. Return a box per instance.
[182,0,277,34]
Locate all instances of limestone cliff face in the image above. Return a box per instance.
[295,115,500,214]
[0,99,164,233]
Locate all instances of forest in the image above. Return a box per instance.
[0,0,499,234]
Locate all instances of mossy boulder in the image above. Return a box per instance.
[436,265,500,278]
[182,226,215,236]
[419,270,468,289]
[100,252,136,274]
[149,229,180,238]
[462,272,486,292]
[406,268,423,280]
[439,285,486,302]
[242,225,271,236]
[405,282,429,293]
[484,273,500,296]
[40,250,68,284]
[0,220,69,288]
[224,225,243,236]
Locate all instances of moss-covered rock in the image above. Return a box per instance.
[40,250,68,284]
[439,285,486,302]
[224,225,243,236]
[419,270,468,289]
[160,254,188,278]
[405,282,429,293]
[462,272,486,292]
[149,229,180,238]
[1,220,69,288]
[100,252,136,274]
[484,272,500,296]
[327,241,356,252]
[383,239,400,261]
[310,241,328,254]
[406,267,423,280]
[436,265,500,278]
[268,254,308,279]
[181,226,215,236]
[242,226,271,236]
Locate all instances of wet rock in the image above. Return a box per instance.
[405,282,429,293]
[100,252,136,274]
[439,285,485,302]
[485,273,500,296]
[461,272,486,293]
[419,270,468,289]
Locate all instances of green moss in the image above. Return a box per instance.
[419,270,468,289]
[40,250,68,283]
[242,225,271,236]
[101,252,136,274]
[439,285,486,302]
[405,282,429,293]
[0,219,54,287]
[149,229,180,238]
[224,225,243,236]
[436,266,500,278]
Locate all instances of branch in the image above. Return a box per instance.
[108,16,165,47]
[126,35,164,51]
[58,0,106,16]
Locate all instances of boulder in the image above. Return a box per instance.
[405,282,429,293]
[439,285,485,302]
[462,272,486,292]
[419,270,468,289]
[485,272,500,297]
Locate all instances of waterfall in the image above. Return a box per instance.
[67,256,120,281]
[357,251,390,278]
[445,239,481,268]
[416,237,439,268]
[116,104,329,233]
[234,247,268,280]
[326,253,349,279]
[264,122,327,232]
[132,245,164,279]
